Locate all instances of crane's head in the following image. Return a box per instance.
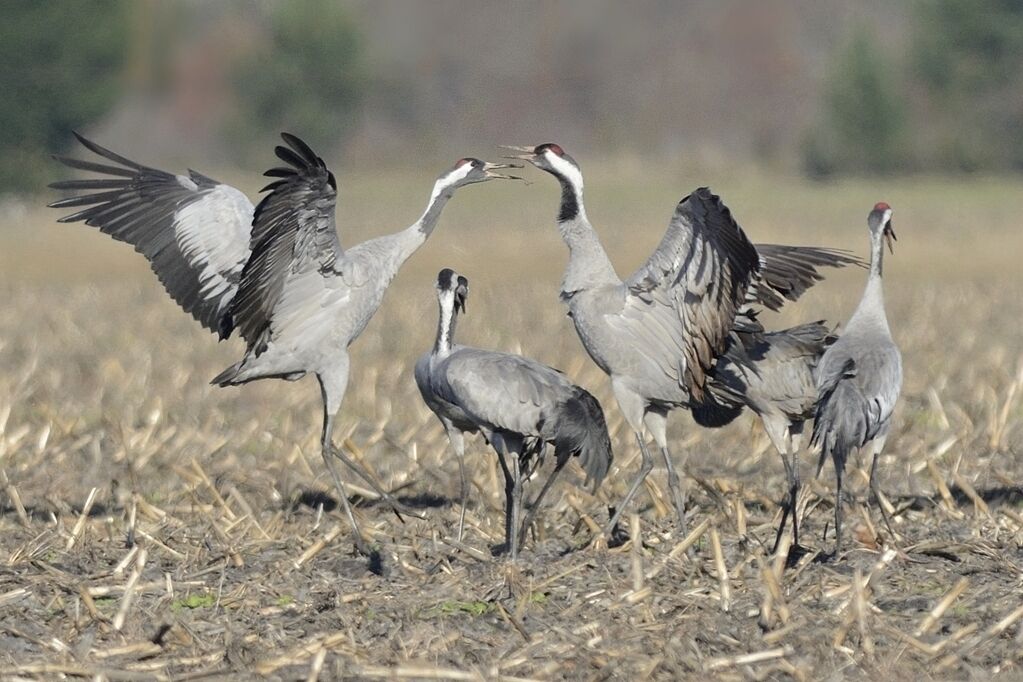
[501,143,583,187]
[868,202,896,254]
[436,267,469,314]
[437,158,522,191]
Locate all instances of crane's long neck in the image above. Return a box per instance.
[553,172,619,294]
[849,231,888,329]
[393,179,456,265]
[433,291,458,357]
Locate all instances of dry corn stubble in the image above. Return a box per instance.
[1,170,1022,678]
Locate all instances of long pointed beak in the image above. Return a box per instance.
[884,221,896,254]
[482,161,524,181]
[500,145,539,162]
[455,286,468,313]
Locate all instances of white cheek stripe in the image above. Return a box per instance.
[546,152,584,191]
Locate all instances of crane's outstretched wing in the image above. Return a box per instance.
[49,133,254,333]
[224,133,343,351]
[752,244,863,311]
[621,187,762,400]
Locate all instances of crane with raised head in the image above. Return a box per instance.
[49,132,520,556]
[811,202,901,556]
[503,143,861,535]
[415,268,612,558]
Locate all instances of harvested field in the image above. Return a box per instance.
[1,168,1022,679]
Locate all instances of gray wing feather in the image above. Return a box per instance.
[622,187,762,400]
[697,321,835,425]
[226,134,342,351]
[753,244,864,311]
[437,348,572,437]
[49,133,253,333]
[811,341,902,470]
[435,347,612,486]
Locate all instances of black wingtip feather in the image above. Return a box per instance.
[274,145,307,170]
[280,132,321,168]
[70,132,145,170]
[52,155,138,178]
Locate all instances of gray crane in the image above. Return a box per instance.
[692,320,837,551]
[415,268,612,559]
[49,132,519,556]
[811,202,901,556]
[503,143,861,535]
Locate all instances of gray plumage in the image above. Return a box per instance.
[811,202,902,555]
[693,321,837,549]
[504,143,862,534]
[415,268,612,558]
[49,132,253,333]
[51,135,519,556]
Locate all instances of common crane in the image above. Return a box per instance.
[692,320,837,551]
[49,133,519,556]
[414,268,612,559]
[503,143,861,535]
[811,202,901,556]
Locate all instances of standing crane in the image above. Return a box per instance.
[691,320,837,552]
[415,268,612,559]
[503,143,861,534]
[49,132,520,556]
[811,202,901,556]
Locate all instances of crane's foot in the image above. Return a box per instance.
[782,542,812,568]
[489,541,522,562]
[603,506,631,548]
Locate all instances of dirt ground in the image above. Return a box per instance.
[1,173,1022,679]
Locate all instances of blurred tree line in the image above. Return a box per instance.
[804,0,1023,177]
[3,0,1023,192]
[0,0,364,193]
[0,1,128,192]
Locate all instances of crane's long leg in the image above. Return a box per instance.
[604,432,655,534]
[519,457,568,543]
[317,370,371,557]
[833,456,845,557]
[328,443,426,521]
[493,437,520,559]
[643,409,687,534]
[868,441,897,544]
[773,450,797,554]
[444,427,469,541]
[790,431,803,547]
[660,446,687,535]
[509,452,524,560]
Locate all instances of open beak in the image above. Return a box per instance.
[454,285,468,313]
[883,221,896,254]
[482,161,524,181]
[500,145,539,163]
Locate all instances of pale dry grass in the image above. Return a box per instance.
[0,168,1021,679]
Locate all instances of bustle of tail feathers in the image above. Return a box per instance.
[690,395,745,428]
[811,358,859,476]
[549,388,613,489]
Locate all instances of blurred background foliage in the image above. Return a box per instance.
[2,0,1023,193]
